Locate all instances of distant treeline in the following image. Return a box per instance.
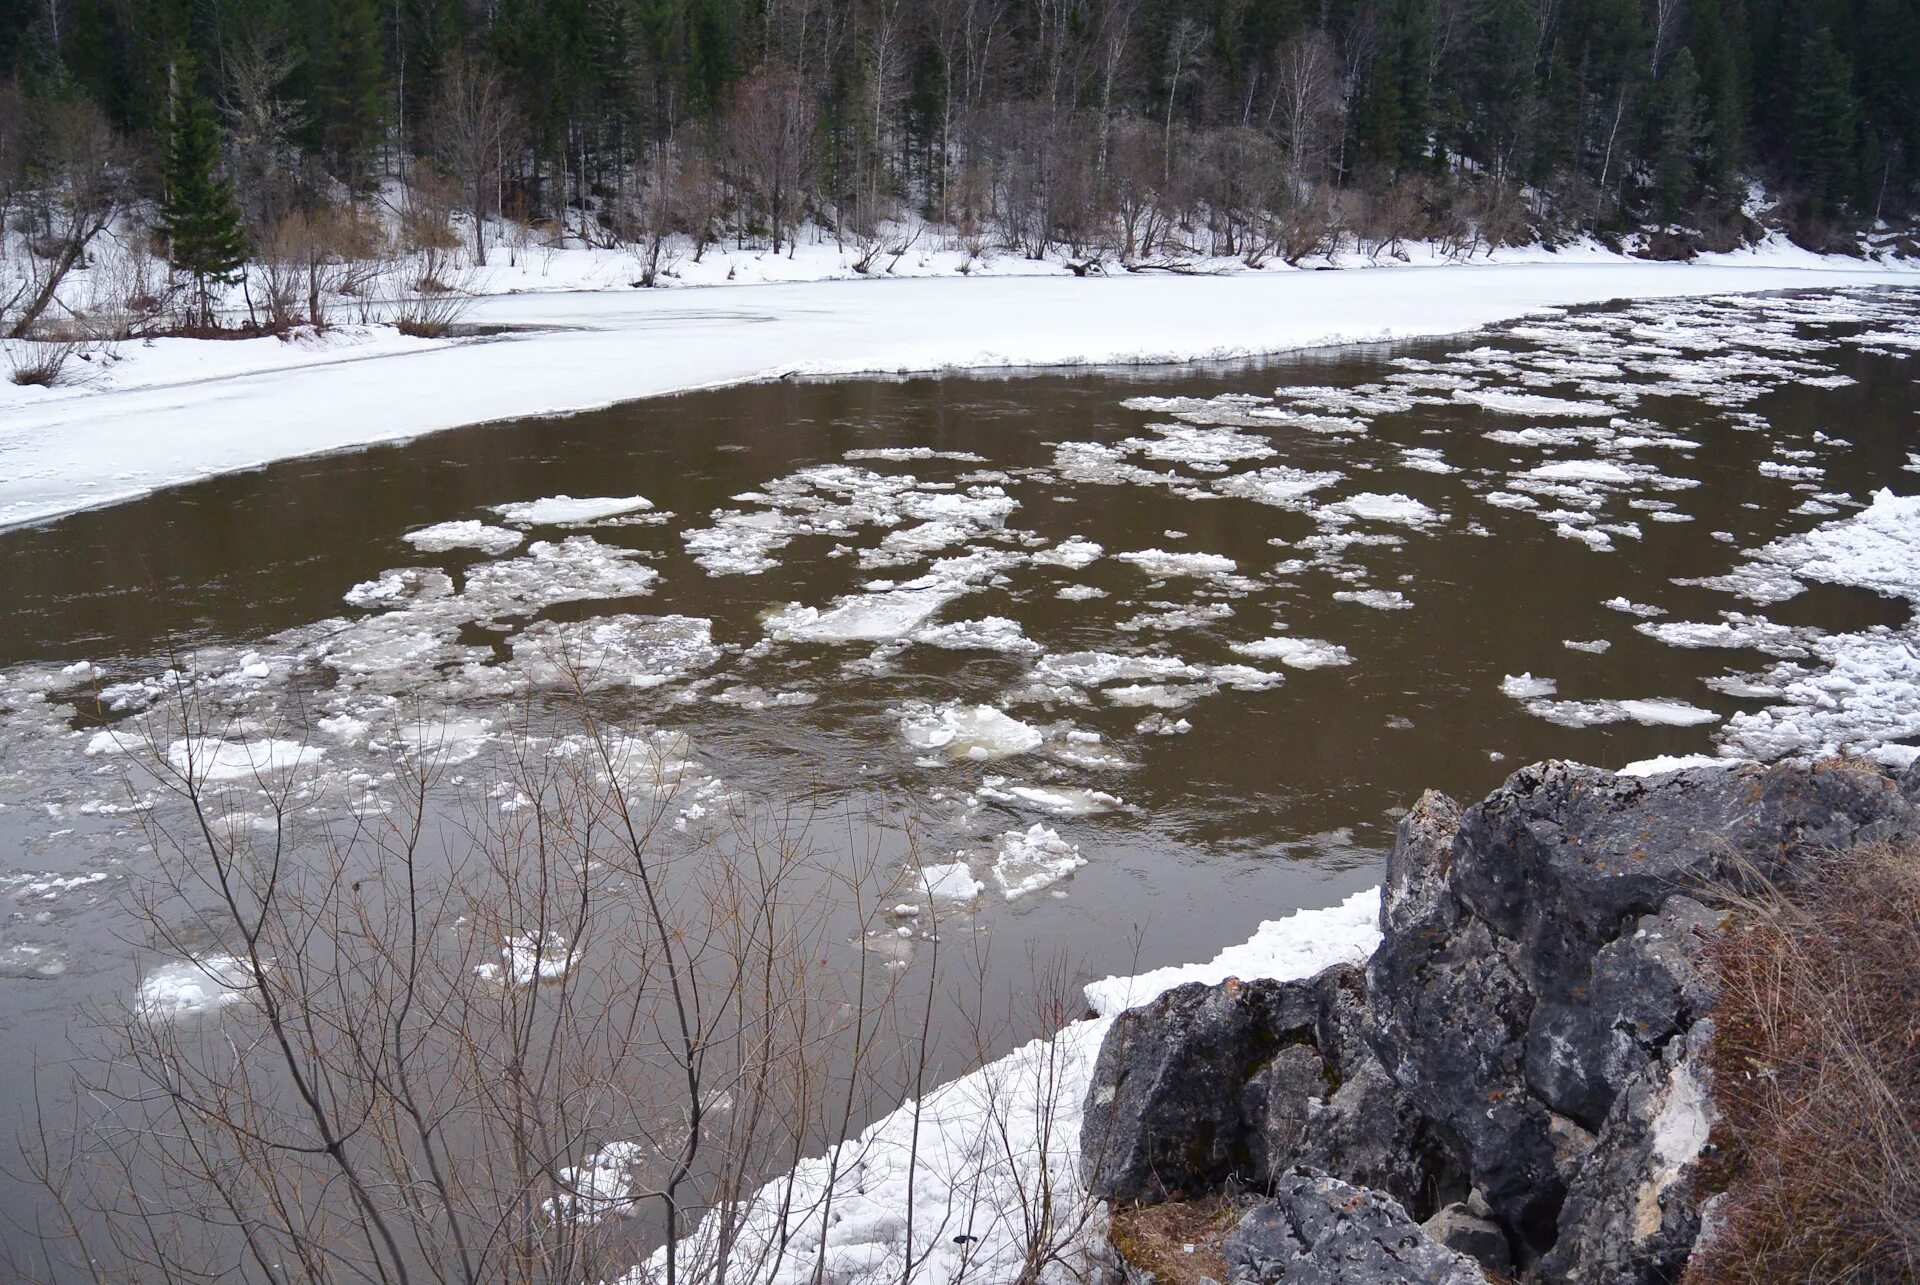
[2,0,1917,268]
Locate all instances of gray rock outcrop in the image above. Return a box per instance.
[1085,757,1920,1283]
[1222,1168,1489,1285]
[1080,964,1435,1209]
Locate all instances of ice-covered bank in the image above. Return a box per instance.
[621,890,1381,1285]
[1,259,1914,530]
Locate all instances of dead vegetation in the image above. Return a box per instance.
[1106,1194,1238,1284]
[1688,839,1920,1284]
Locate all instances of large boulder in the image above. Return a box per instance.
[1539,1022,1717,1284]
[1086,758,1920,1282]
[1080,965,1430,1209]
[1222,1168,1489,1285]
[1365,758,1920,1249]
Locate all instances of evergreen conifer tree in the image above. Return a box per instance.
[1653,49,1706,222]
[1790,26,1859,218]
[159,70,247,328]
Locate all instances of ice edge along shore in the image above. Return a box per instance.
[3,255,1916,532]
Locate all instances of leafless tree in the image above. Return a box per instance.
[429,58,520,267]
[218,6,309,234]
[722,62,818,257]
[20,653,971,1285]
[7,95,126,340]
[1271,29,1343,196]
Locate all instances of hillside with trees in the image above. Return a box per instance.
[0,0,1916,343]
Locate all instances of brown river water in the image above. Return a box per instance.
[0,285,1916,1269]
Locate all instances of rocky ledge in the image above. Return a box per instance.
[1081,757,1920,1283]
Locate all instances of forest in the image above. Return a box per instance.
[0,0,1917,342]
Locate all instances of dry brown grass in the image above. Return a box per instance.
[1686,839,1920,1284]
[1107,1194,1237,1284]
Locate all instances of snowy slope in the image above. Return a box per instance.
[622,889,1381,1285]
[2,258,1914,531]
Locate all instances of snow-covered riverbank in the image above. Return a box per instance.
[622,889,1383,1285]
[1,254,1914,531]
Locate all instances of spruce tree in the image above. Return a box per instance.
[1790,27,1858,218]
[159,71,247,329]
[1653,49,1706,223]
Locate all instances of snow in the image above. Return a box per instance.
[914,861,984,902]
[627,888,1381,1285]
[899,702,1044,761]
[991,824,1087,900]
[166,737,324,782]
[135,954,258,1019]
[403,520,524,554]
[1231,636,1353,669]
[473,931,580,987]
[5,260,1911,531]
[490,494,653,525]
[1501,672,1559,699]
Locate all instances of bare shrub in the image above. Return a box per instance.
[7,94,127,340]
[428,57,521,268]
[721,63,817,257]
[5,337,81,386]
[1276,185,1343,265]
[1687,838,1920,1284]
[18,660,989,1285]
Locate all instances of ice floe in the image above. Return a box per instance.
[491,494,654,525]
[991,824,1086,900]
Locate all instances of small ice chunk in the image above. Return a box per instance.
[1116,549,1238,578]
[915,861,984,901]
[1032,536,1105,569]
[474,931,579,987]
[1230,637,1353,669]
[490,495,654,526]
[166,738,324,782]
[403,520,524,555]
[1618,754,1739,777]
[899,702,1043,761]
[1333,589,1412,611]
[343,566,454,610]
[544,1141,645,1224]
[1616,698,1719,727]
[1501,673,1558,699]
[991,824,1086,900]
[769,588,959,643]
[136,955,258,1019]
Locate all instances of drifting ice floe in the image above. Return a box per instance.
[769,588,959,643]
[490,495,654,525]
[403,520,524,554]
[1230,637,1353,669]
[474,931,580,987]
[136,955,258,1019]
[899,702,1043,761]
[991,824,1086,900]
